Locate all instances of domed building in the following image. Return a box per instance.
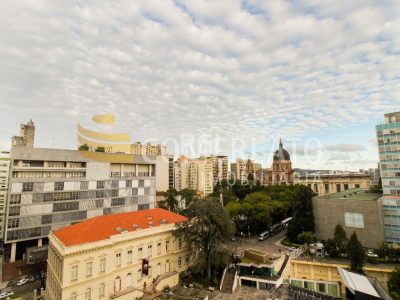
[272,139,293,184]
[261,139,294,185]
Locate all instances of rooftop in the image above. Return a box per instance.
[53,208,187,247]
[315,188,382,201]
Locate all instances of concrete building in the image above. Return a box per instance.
[231,159,262,183]
[312,188,384,249]
[11,120,35,148]
[289,259,394,297]
[4,147,156,263]
[294,173,372,196]
[377,111,400,244]
[0,153,11,240]
[45,208,189,300]
[174,155,228,196]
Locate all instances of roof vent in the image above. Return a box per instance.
[132,224,141,230]
[116,227,129,234]
[160,218,168,225]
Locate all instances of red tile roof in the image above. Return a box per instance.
[53,208,187,247]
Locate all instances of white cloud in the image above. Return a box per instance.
[0,0,399,162]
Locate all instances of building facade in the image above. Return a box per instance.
[312,188,384,249]
[231,159,262,183]
[294,173,371,196]
[0,154,11,240]
[11,120,35,148]
[174,155,228,196]
[4,147,156,262]
[376,111,400,244]
[45,208,189,300]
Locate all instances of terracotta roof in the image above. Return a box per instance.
[53,208,187,247]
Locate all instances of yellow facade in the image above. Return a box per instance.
[290,259,394,295]
[45,223,189,300]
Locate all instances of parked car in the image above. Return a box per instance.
[367,250,378,258]
[17,277,29,286]
[0,291,14,299]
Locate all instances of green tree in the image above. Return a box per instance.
[297,231,317,245]
[287,185,315,242]
[176,199,235,284]
[160,188,178,212]
[388,267,400,300]
[348,232,365,274]
[334,224,348,254]
[95,146,105,152]
[180,188,197,208]
[78,144,89,151]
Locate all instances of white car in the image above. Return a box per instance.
[0,291,14,299]
[17,277,29,286]
[367,250,378,258]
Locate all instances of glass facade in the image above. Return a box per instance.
[377,112,400,243]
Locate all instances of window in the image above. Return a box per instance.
[10,194,21,204]
[114,277,121,292]
[355,184,360,188]
[318,282,326,293]
[345,212,364,228]
[166,240,170,252]
[126,180,132,187]
[22,182,34,192]
[9,206,20,216]
[97,181,105,189]
[185,255,190,266]
[127,250,132,264]
[86,262,93,277]
[324,184,329,193]
[178,238,182,249]
[100,258,106,273]
[85,288,91,300]
[148,245,152,256]
[127,273,132,286]
[344,184,349,190]
[99,283,105,297]
[336,184,341,192]
[138,247,143,259]
[70,292,77,300]
[116,253,121,266]
[71,265,78,281]
[157,242,161,254]
[137,269,142,281]
[8,219,19,229]
[54,182,64,191]
[111,198,125,206]
[178,256,182,267]
[80,181,88,190]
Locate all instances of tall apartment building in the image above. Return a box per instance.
[173,155,228,196]
[130,142,167,156]
[0,153,11,240]
[4,147,156,262]
[377,111,400,244]
[45,208,189,300]
[11,120,35,148]
[230,158,262,183]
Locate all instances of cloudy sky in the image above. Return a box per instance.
[1,0,399,170]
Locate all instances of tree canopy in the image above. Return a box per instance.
[175,198,235,284]
[348,232,365,274]
[388,267,400,300]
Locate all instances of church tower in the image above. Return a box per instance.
[272,139,293,184]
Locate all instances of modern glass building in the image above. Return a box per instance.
[376,112,400,243]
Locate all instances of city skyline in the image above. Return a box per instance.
[1,1,400,170]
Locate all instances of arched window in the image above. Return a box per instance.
[157,263,161,276]
[85,288,91,300]
[165,260,170,273]
[114,276,121,292]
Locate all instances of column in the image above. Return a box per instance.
[10,242,17,263]
[38,238,43,247]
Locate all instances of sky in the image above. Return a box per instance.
[1,0,400,170]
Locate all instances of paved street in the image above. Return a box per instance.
[229,230,289,257]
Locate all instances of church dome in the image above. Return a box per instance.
[273,140,290,161]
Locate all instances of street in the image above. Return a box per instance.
[229,230,288,256]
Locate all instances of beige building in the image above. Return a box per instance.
[174,155,227,196]
[230,159,262,183]
[313,188,384,249]
[45,208,189,300]
[11,120,35,148]
[0,153,11,240]
[294,173,371,196]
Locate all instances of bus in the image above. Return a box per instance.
[281,217,293,228]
